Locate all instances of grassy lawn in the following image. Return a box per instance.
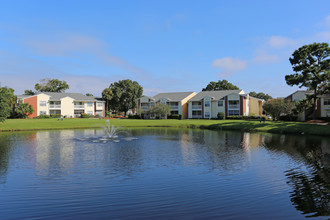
[0,118,329,136]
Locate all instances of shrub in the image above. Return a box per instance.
[226,115,243,120]
[50,114,62,118]
[34,115,51,119]
[128,114,141,119]
[81,113,94,118]
[168,114,182,119]
[217,112,225,120]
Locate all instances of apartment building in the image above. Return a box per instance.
[17,92,105,118]
[285,90,330,120]
[137,92,197,119]
[188,90,263,119]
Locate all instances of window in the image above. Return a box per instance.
[50,110,61,115]
[205,112,210,118]
[205,101,210,107]
[324,99,330,105]
[97,102,103,107]
[87,111,93,115]
[87,102,93,107]
[39,111,46,115]
[218,101,223,107]
[74,110,84,114]
[40,101,46,106]
[171,111,179,115]
[228,110,240,115]
[326,111,330,117]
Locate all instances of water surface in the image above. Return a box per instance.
[0,128,329,219]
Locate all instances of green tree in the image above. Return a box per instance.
[148,103,171,119]
[0,86,15,122]
[14,101,34,118]
[249,91,273,101]
[102,88,113,113]
[285,42,330,119]
[202,80,239,91]
[108,79,143,116]
[85,93,93,96]
[24,90,35,95]
[263,99,295,120]
[35,78,69,92]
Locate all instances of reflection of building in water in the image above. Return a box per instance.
[35,130,75,176]
[179,129,263,172]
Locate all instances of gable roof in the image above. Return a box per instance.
[284,90,313,99]
[189,90,245,101]
[19,92,103,102]
[152,92,195,102]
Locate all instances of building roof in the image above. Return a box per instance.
[284,90,313,99]
[152,92,196,102]
[189,90,245,101]
[19,92,104,102]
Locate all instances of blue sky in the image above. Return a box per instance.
[1,0,330,97]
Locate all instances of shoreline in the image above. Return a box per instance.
[0,119,329,136]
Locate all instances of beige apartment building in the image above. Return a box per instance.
[137,92,197,119]
[285,90,330,120]
[17,92,105,118]
[187,90,263,119]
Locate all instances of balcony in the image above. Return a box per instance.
[74,105,85,109]
[192,105,202,110]
[169,105,179,110]
[49,105,61,109]
[228,104,240,109]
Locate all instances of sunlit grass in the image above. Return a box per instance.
[0,118,329,136]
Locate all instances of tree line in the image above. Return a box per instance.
[1,42,329,122]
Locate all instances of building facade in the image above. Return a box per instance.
[17,92,105,118]
[285,90,330,120]
[187,90,263,119]
[137,92,197,119]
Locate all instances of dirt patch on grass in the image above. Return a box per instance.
[306,120,329,125]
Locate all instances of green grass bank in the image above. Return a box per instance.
[1,118,329,136]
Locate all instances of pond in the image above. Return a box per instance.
[0,128,329,219]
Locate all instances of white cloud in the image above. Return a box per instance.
[25,33,150,77]
[268,36,298,49]
[253,50,279,63]
[212,57,248,77]
[313,31,330,41]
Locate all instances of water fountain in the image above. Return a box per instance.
[76,119,137,143]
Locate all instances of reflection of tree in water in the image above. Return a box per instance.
[263,134,330,218]
[0,133,14,184]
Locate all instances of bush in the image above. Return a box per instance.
[80,113,94,118]
[50,114,62,118]
[168,114,182,119]
[128,114,141,119]
[34,115,51,119]
[226,115,243,120]
[217,112,225,120]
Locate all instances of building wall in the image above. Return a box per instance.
[320,97,330,117]
[210,100,225,118]
[23,95,38,118]
[37,94,50,116]
[61,97,74,117]
[85,102,94,115]
[181,92,197,119]
[292,91,306,101]
[203,97,212,118]
[188,102,192,118]
[249,97,262,116]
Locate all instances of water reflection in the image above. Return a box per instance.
[263,134,330,217]
[0,128,329,219]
